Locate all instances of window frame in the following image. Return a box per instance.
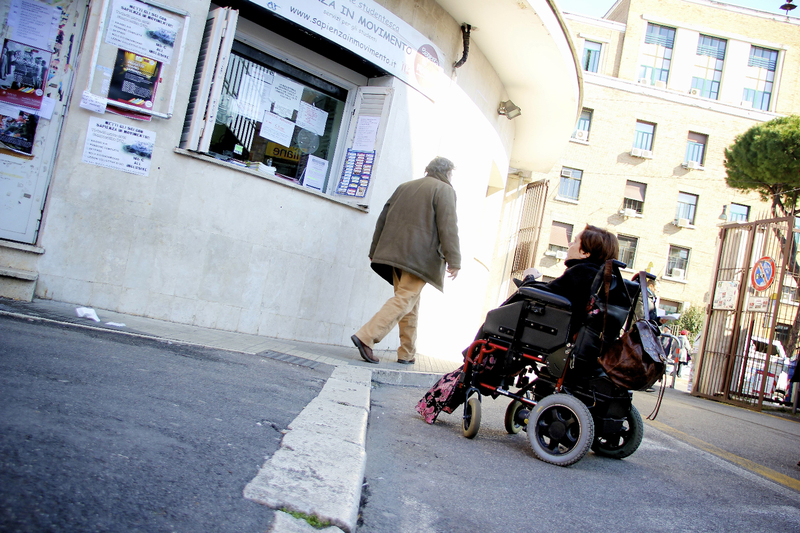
[623,180,646,214]
[666,245,690,279]
[572,108,592,142]
[639,22,675,85]
[557,167,583,201]
[547,221,574,256]
[691,34,727,100]
[742,45,778,111]
[634,121,656,151]
[676,192,699,225]
[685,132,708,166]
[582,41,602,73]
[729,203,750,222]
[617,234,638,270]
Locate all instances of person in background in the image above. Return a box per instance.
[351,156,461,365]
[677,330,692,378]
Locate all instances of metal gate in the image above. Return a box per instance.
[694,215,798,410]
[510,179,548,280]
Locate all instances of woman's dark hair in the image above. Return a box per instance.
[425,157,455,182]
[579,224,619,263]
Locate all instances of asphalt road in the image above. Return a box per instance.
[0,316,332,533]
[360,382,800,533]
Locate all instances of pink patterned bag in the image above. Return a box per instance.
[416,368,465,424]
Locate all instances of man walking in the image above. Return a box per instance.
[351,157,461,365]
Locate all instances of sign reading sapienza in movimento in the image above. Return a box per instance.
[250,0,448,100]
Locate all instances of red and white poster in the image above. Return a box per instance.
[0,39,50,109]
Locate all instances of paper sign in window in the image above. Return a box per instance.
[259,111,295,148]
[270,75,303,119]
[302,155,329,191]
[296,101,328,136]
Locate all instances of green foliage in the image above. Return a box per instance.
[724,115,800,216]
[281,509,331,529]
[676,305,705,339]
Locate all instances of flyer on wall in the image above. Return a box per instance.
[105,0,179,64]
[82,117,156,176]
[107,49,161,109]
[0,109,38,155]
[0,39,51,109]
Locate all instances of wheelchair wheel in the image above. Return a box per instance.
[592,404,643,459]
[528,394,594,466]
[504,400,526,434]
[462,396,481,439]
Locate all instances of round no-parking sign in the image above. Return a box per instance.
[751,256,776,291]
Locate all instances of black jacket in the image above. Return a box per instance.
[522,257,603,336]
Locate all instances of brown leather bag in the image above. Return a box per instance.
[598,274,666,391]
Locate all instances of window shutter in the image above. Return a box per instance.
[549,222,572,248]
[334,86,393,204]
[180,7,238,151]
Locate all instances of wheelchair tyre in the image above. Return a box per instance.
[462,396,481,439]
[528,393,594,467]
[591,404,643,459]
[504,400,525,434]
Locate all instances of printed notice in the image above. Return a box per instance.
[336,149,375,198]
[7,0,61,50]
[352,116,380,152]
[296,102,328,136]
[107,50,161,109]
[105,0,179,64]
[302,154,328,191]
[259,111,295,148]
[270,75,303,119]
[82,117,155,176]
[79,91,107,114]
[0,39,51,109]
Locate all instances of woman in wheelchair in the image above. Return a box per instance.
[515,225,618,338]
[417,225,651,466]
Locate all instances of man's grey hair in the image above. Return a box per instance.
[424,157,455,180]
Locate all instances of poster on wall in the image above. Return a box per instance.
[107,49,161,109]
[0,39,51,109]
[0,109,38,155]
[104,0,179,64]
[81,117,155,176]
[300,154,328,191]
[336,149,375,198]
[7,0,62,50]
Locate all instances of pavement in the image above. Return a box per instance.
[0,297,789,532]
[0,297,458,533]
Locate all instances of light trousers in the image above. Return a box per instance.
[356,269,425,360]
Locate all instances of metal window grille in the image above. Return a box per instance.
[510,180,549,276]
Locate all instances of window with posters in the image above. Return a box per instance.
[178,0,460,205]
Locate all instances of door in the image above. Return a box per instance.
[0,0,89,244]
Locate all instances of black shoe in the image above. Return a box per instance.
[351,335,379,364]
[397,358,416,365]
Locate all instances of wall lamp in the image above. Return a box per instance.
[498,100,522,120]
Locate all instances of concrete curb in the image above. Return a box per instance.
[245,366,373,533]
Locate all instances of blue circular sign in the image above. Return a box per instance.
[751,256,776,291]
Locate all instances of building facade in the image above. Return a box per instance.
[0,0,582,360]
[520,0,800,319]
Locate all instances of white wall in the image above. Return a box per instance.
[34,0,517,360]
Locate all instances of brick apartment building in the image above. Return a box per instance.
[512,0,800,318]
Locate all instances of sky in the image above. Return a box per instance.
[556,0,798,19]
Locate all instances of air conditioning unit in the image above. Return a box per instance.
[741,100,752,108]
[561,168,574,178]
[555,250,568,260]
[641,149,653,159]
[574,130,588,141]
[689,88,700,96]
[675,218,691,228]
[683,160,704,170]
[544,250,556,257]
[671,268,686,280]
[619,208,638,218]
[637,78,649,85]
[631,147,643,158]
[654,80,667,89]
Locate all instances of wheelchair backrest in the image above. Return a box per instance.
[570,260,642,367]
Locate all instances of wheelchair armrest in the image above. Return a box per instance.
[518,287,571,309]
